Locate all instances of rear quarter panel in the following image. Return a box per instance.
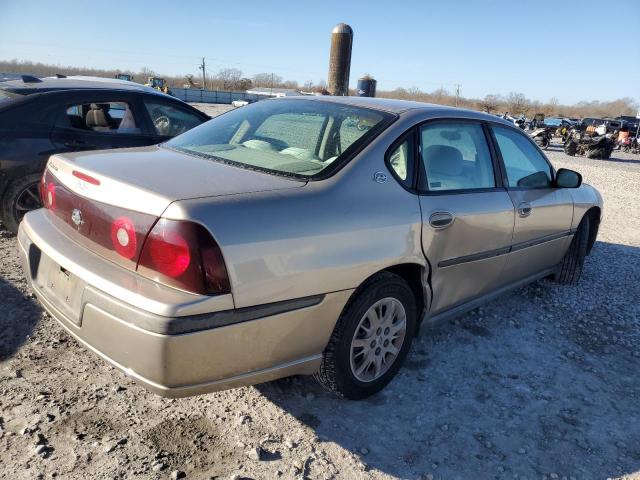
[162,112,427,309]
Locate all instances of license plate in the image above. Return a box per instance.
[38,254,84,326]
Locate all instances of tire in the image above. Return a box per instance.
[314,271,417,400]
[1,174,43,234]
[555,215,590,285]
[541,137,550,150]
[586,147,606,159]
[564,141,577,156]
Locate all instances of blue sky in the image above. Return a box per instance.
[0,0,638,104]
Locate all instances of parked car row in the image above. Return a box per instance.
[0,75,209,232]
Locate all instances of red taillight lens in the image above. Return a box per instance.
[137,219,230,295]
[41,180,56,210]
[110,217,137,259]
[146,226,191,277]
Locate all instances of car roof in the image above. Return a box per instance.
[283,95,512,124]
[0,75,170,97]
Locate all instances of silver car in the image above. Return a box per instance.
[18,97,602,400]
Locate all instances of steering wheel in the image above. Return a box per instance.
[153,115,171,135]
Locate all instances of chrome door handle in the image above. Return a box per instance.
[429,212,454,229]
[517,202,532,218]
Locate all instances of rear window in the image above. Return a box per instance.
[167,99,395,178]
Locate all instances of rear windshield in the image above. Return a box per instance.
[166,99,395,178]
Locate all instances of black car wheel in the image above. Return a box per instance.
[314,271,417,399]
[1,174,42,234]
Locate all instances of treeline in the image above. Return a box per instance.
[2,59,637,118]
[376,88,638,119]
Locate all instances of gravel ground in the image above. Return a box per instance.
[1,138,639,480]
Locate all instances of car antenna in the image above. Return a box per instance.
[21,75,42,83]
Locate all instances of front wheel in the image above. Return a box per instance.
[1,174,43,234]
[314,272,417,399]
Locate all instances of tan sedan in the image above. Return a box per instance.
[18,97,602,399]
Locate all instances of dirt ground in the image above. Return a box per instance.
[1,127,639,479]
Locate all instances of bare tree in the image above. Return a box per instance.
[252,72,283,88]
[479,94,500,114]
[507,92,530,115]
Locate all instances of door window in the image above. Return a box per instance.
[143,100,203,137]
[59,102,141,134]
[419,122,495,192]
[492,125,553,188]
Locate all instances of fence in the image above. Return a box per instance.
[170,88,270,104]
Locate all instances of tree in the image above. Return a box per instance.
[252,72,283,88]
[215,68,243,90]
[479,94,500,114]
[507,92,529,115]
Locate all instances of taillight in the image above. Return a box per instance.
[40,172,56,210]
[110,217,137,259]
[137,219,230,295]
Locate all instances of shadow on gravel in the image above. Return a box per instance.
[0,257,42,361]
[257,240,640,479]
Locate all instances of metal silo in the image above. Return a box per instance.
[328,23,353,96]
[357,76,377,97]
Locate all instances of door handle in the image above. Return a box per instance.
[517,202,532,218]
[429,212,454,229]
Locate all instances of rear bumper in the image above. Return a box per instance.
[18,210,351,397]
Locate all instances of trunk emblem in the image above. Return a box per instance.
[71,208,84,227]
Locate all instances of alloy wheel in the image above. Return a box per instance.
[349,297,407,383]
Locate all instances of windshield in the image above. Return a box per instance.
[167,99,395,178]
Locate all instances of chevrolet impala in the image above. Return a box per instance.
[18,97,602,399]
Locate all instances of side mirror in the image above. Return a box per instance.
[555,168,582,188]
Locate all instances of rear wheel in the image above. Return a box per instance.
[314,272,417,399]
[555,215,590,285]
[1,174,42,234]
[564,141,578,156]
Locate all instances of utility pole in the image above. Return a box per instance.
[199,57,206,90]
[454,84,461,107]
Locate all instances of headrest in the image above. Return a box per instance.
[424,145,463,176]
[86,105,109,128]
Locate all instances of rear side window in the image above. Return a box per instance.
[59,102,141,134]
[386,132,415,187]
[419,122,495,192]
[492,125,552,188]
[143,99,203,137]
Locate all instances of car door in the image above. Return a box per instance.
[417,120,515,315]
[490,124,574,284]
[139,96,207,143]
[50,92,157,154]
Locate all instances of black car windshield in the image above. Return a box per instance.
[167,99,394,178]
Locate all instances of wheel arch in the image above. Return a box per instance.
[583,206,601,255]
[349,262,432,331]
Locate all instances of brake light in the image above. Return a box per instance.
[72,170,101,186]
[137,219,230,295]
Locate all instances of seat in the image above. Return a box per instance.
[117,105,140,134]
[423,145,470,190]
[86,104,112,132]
